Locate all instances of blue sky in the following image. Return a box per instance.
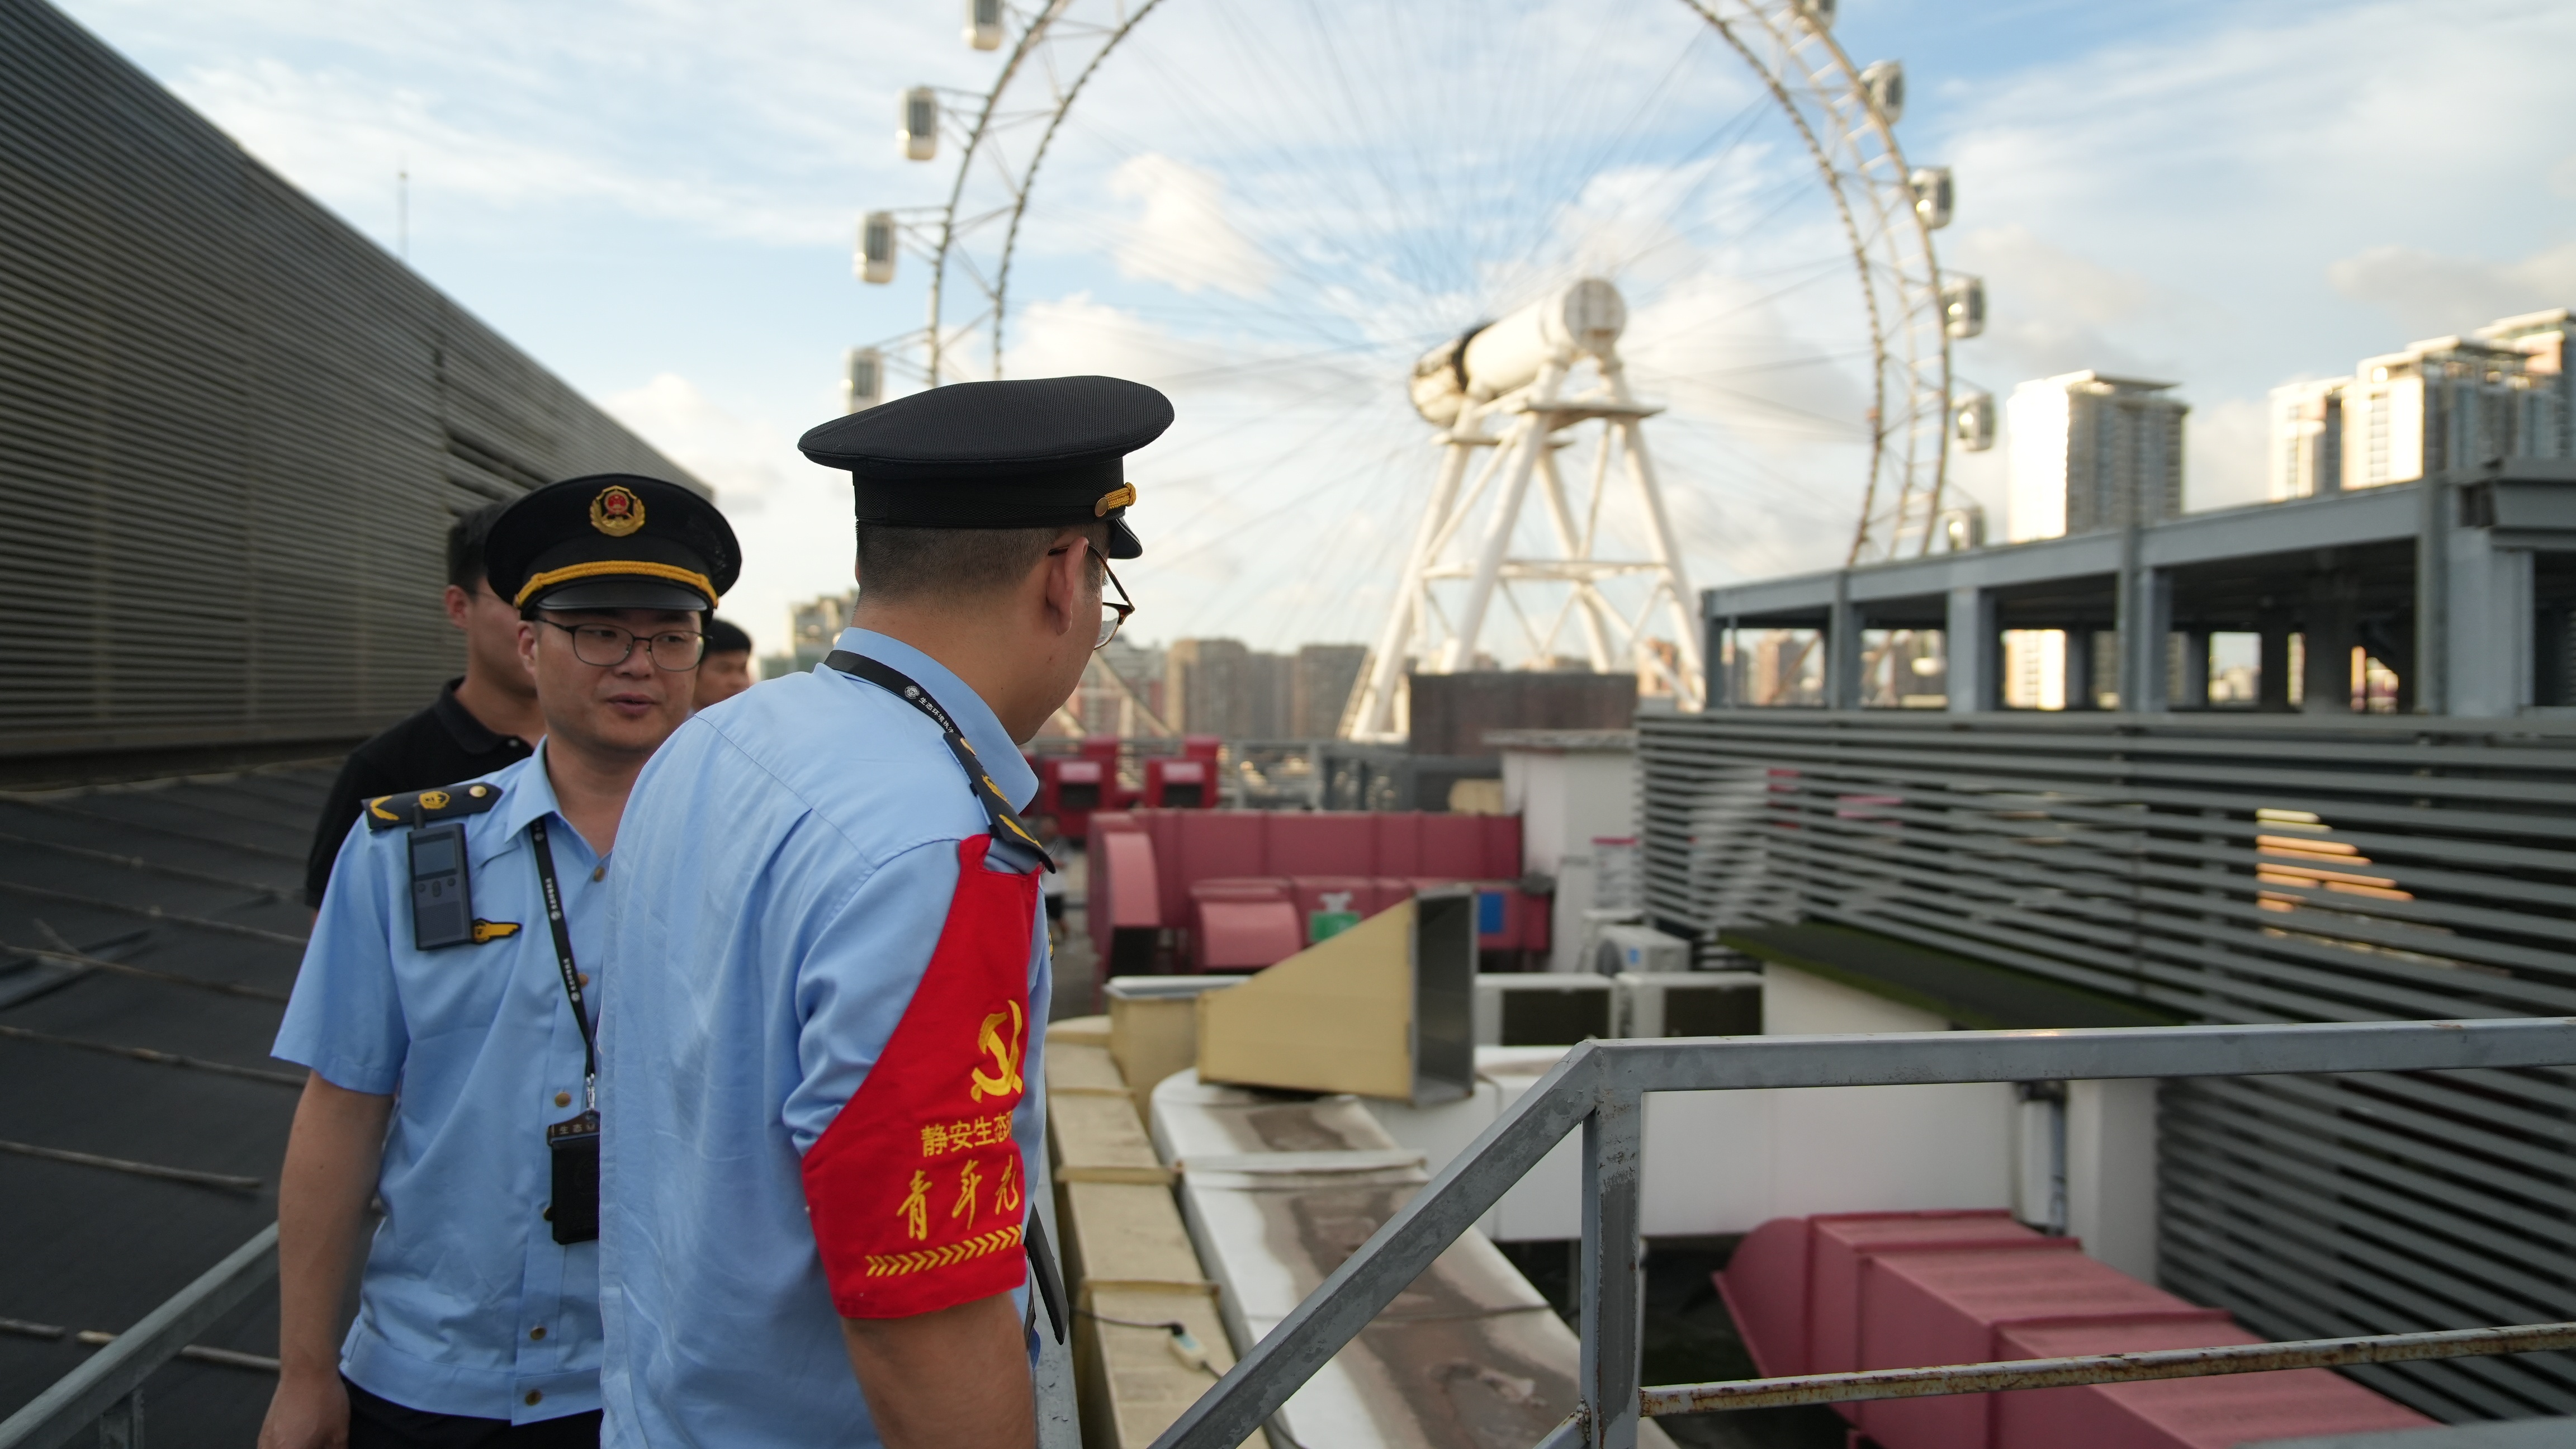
[56,0,2576,661]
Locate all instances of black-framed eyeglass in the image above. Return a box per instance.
[1050,543,1135,650]
[537,618,706,671]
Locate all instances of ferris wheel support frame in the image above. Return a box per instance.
[1342,337,1708,741]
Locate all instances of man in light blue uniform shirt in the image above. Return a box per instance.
[263,476,737,1449]
[599,376,1167,1448]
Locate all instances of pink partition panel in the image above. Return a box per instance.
[1483,815,1523,879]
[1418,812,1489,878]
[1193,897,1303,972]
[1145,809,1190,929]
[1807,1212,2043,1381]
[1517,889,1551,952]
[1855,1245,2196,1448]
[1374,813,1422,878]
[1991,1316,2434,1449]
[1090,823,1159,965]
[1265,812,1379,878]
[1714,1216,1813,1376]
[1176,811,1268,887]
[1188,878,1292,901]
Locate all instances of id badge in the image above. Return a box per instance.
[545,1109,600,1245]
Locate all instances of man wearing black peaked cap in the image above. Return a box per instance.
[595,377,1167,1448]
[266,475,735,1449]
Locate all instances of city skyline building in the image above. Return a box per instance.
[2267,309,2571,500]
[1289,643,1369,738]
[2005,371,2189,543]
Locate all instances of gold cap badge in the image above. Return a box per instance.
[1093,483,1136,518]
[590,485,647,537]
[418,789,452,811]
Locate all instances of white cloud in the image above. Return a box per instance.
[2325,242,2576,344]
[178,58,850,247]
[602,373,851,661]
[1107,154,1275,300]
[2185,396,2269,515]
[1944,225,2173,383]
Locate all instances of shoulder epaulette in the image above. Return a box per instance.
[363,781,505,832]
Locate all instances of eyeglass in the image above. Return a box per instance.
[537,618,706,671]
[1050,543,1136,650]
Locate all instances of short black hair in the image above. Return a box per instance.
[856,521,1108,605]
[703,615,752,655]
[446,500,512,591]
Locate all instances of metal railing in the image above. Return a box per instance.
[1144,1017,2576,1449]
[0,1225,278,1449]
[1,1191,1078,1449]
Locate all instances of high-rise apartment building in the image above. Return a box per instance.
[1167,638,1290,738]
[1290,643,1369,737]
[787,593,856,672]
[1165,640,1358,738]
[2267,378,2345,502]
[2005,372,2187,542]
[2266,310,2570,499]
[2478,308,2574,458]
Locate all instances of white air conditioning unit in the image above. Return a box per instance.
[1592,922,1689,977]
[1617,969,1761,1039]
[1472,973,1614,1046]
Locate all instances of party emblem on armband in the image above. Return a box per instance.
[969,1002,1026,1104]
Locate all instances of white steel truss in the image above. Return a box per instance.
[1343,340,1704,742]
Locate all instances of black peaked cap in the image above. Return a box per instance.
[797,375,1172,560]
[485,474,741,614]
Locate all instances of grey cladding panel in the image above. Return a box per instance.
[0,0,702,760]
[1639,709,2576,1425]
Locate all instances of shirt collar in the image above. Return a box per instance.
[484,744,570,853]
[826,628,1039,812]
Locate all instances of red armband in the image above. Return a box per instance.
[801,835,1038,1318]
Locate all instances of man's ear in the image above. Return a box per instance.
[1038,534,1088,638]
[442,584,472,629]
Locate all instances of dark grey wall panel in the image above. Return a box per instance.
[0,0,700,761]
[1637,708,2576,1424]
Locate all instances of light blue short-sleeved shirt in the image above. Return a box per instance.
[273,745,607,1423]
[596,629,1050,1449]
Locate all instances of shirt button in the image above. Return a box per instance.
[525,1390,543,1407]
[592,865,607,882]
[577,972,591,987]
[553,1092,572,1108]
[530,1325,547,1341]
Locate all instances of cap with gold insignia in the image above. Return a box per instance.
[484,473,741,614]
[795,375,1171,560]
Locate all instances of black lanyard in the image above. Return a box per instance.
[823,650,1054,872]
[527,817,598,1110]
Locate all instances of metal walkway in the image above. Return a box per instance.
[0,765,326,1443]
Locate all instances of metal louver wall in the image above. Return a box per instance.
[0,0,700,767]
[1638,708,2576,1424]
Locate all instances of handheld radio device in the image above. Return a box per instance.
[407,820,475,950]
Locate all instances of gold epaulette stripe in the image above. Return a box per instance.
[862,1224,1023,1278]
[513,559,717,608]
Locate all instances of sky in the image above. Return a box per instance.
[54,0,2576,663]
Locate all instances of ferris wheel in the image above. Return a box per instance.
[851,0,1990,726]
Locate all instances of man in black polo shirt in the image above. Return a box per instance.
[301,500,544,906]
